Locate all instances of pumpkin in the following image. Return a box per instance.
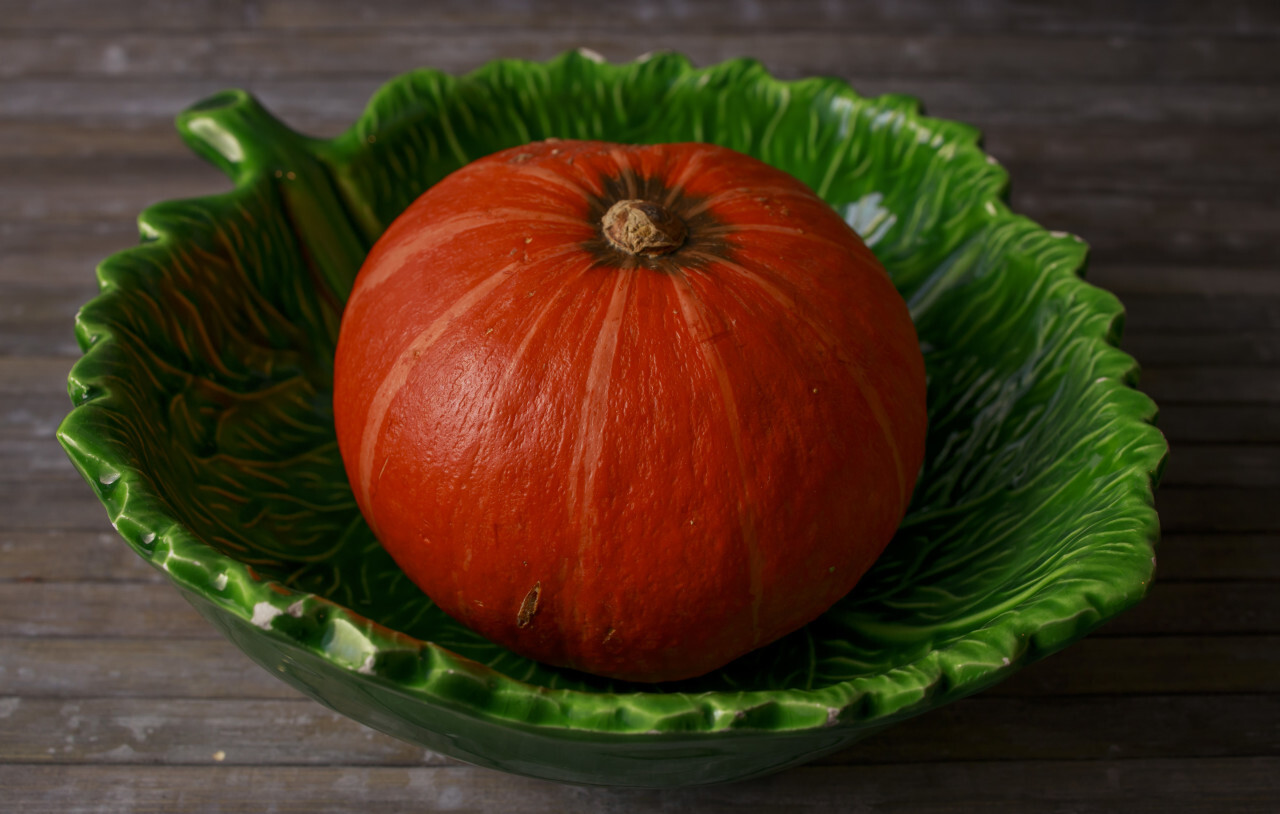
[332,139,928,682]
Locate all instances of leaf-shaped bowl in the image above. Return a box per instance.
[58,51,1167,787]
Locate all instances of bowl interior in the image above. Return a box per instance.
[61,52,1165,713]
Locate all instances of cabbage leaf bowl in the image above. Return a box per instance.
[57,51,1167,788]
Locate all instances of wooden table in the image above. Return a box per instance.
[3,2,1277,811]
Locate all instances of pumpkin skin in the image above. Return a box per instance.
[333,139,927,683]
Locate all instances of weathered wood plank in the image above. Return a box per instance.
[997,635,1280,696]
[5,78,1279,129]
[0,157,229,225]
[0,357,77,397]
[5,0,1277,37]
[0,582,217,640]
[6,478,117,532]
[0,696,446,766]
[1156,405,1280,444]
[1,281,97,357]
[244,0,1280,38]
[0,693,1273,767]
[2,390,72,455]
[1,220,138,259]
[0,80,367,125]
[0,119,189,160]
[1143,369,1280,404]
[985,124,1280,177]
[1,758,1277,813]
[1160,445,1280,488]
[0,0,249,32]
[1155,487,1280,533]
[4,31,1279,85]
[0,637,298,699]
[0,224,138,302]
[831,694,1280,764]
[1088,265,1280,297]
[1,438,98,481]
[1009,193,1280,267]
[1154,535,1280,581]
[1115,296,1280,336]
[0,530,155,582]
[1004,158,1279,202]
[1122,334,1280,369]
[1102,581,1279,635]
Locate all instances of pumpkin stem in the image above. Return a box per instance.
[601,199,687,257]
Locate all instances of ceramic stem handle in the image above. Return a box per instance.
[174,89,370,307]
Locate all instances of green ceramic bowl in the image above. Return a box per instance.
[58,51,1166,787]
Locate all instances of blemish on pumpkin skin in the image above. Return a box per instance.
[516,582,541,628]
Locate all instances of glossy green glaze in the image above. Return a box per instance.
[57,51,1167,787]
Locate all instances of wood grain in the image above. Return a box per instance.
[2,1,1276,810]
[1,759,1277,814]
[5,0,1278,37]
[0,693,1273,767]
[5,76,1279,129]
[0,582,216,639]
[5,31,1280,84]
[1155,487,1280,533]
[0,637,298,699]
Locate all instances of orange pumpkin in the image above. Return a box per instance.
[333,139,927,682]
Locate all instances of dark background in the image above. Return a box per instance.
[2,1,1277,811]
